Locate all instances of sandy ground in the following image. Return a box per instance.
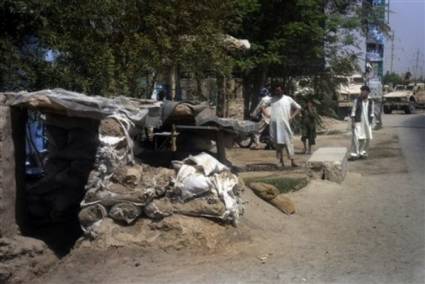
[35,113,425,284]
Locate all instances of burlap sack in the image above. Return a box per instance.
[270,194,295,215]
[249,182,280,201]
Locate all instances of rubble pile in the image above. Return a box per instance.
[79,115,244,241]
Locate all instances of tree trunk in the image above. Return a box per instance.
[242,66,268,119]
[216,75,226,117]
[170,64,177,100]
[242,73,253,119]
[224,79,232,117]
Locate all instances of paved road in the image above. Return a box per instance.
[381,113,425,283]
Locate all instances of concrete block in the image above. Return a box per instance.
[306,147,348,183]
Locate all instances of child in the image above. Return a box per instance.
[301,98,318,154]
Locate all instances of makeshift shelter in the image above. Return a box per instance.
[0,89,255,250]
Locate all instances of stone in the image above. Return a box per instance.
[306,147,348,183]
[249,182,280,201]
[270,194,295,215]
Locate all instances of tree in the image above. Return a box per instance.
[232,0,361,118]
[1,0,243,99]
[0,0,53,91]
[383,71,402,86]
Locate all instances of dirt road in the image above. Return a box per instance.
[38,113,425,284]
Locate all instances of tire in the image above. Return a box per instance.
[404,101,416,114]
[236,136,254,148]
[383,106,392,114]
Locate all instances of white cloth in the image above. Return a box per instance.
[350,98,374,156]
[269,95,301,145]
[351,99,373,140]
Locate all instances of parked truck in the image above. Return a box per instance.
[383,83,425,114]
[336,74,364,117]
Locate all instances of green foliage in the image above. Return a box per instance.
[233,0,363,117]
[383,71,403,86]
[1,0,242,97]
[0,0,389,108]
[0,0,53,91]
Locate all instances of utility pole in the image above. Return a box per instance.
[415,49,420,83]
[390,31,395,73]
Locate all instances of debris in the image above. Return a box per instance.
[257,253,272,264]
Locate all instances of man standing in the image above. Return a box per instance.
[250,87,272,149]
[350,85,374,159]
[269,85,302,167]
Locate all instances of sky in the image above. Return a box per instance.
[384,0,425,77]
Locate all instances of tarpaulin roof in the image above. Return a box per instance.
[1,89,258,134]
[2,89,162,127]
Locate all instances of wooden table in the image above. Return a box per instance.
[175,125,233,165]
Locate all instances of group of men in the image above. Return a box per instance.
[251,85,302,167]
[250,84,375,167]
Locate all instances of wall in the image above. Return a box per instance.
[0,105,19,237]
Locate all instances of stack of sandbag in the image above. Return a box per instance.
[79,114,243,238]
[146,153,243,225]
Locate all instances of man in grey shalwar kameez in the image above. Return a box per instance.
[350,85,374,159]
[269,86,302,167]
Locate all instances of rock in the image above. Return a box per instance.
[249,182,280,201]
[270,194,295,215]
[306,147,348,183]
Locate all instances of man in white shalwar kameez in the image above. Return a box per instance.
[350,85,374,159]
[269,86,302,167]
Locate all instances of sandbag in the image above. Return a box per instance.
[249,182,280,201]
[144,195,226,220]
[270,194,295,215]
[111,165,143,188]
[79,204,108,228]
[109,202,142,224]
[183,152,228,176]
